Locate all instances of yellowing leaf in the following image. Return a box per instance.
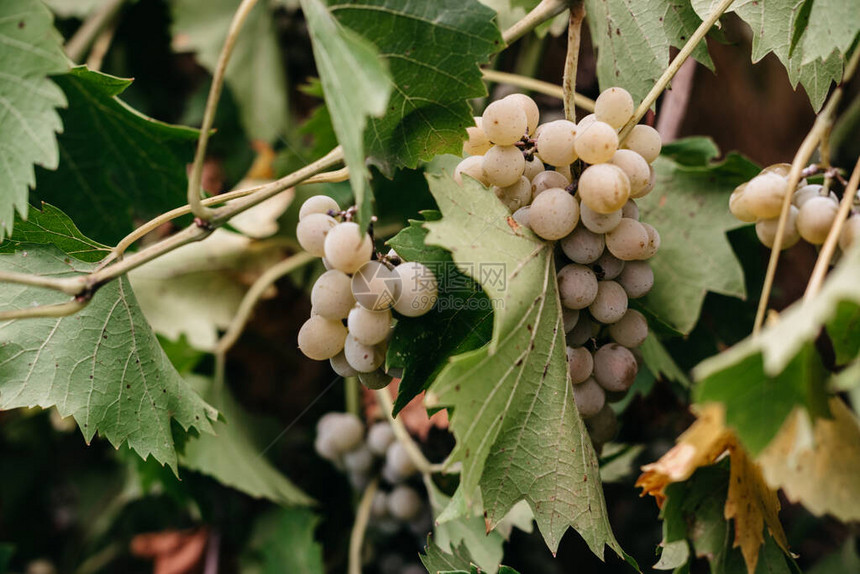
[758,398,860,523]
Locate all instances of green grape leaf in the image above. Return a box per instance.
[636,142,758,334]
[32,67,199,244]
[0,0,68,241]
[0,203,110,263]
[800,0,859,65]
[421,539,475,574]
[827,301,860,366]
[387,212,493,414]
[170,0,289,143]
[300,0,392,228]
[181,376,313,506]
[242,507,324,574]
[694,244,860,454]
[43,0,108,18]
[328,0,503,174]
[661,0,714,70]
[808,538,860,574]
[0,246,219,471]
[640,333,691,386]
[423,171,625,558]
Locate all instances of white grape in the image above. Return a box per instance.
[605,218,650,261]
[343,445,374,475]
[594,87,634,129]
[623,124,661,163]
[556,163,573,182]
[577,113,597,133]
[578,163,631,214]
[387,485,423,521]
[573,377,605,419]
[797,196,839,245]
[567,346,594,384]
[610,149,651,198]
[358,369,393,390]
[297,213,337,257]
[523,157,544,180]
[761,163,807,188]
[344,333,385,373]
[617,261,653,298]
[563,308,580,332]
[299,195,339,220]
[311,270,355,319]
[512,206,530,227]
[640,223,660,259]
[319,413,364,453]
[393,261,438,317]
[592,250,625,280]
[535,119,578,166]
[729,184,757,222]
[840,214,860,251]
[528,188,579,240]
[298,315,347,360]
[589,280,628,324]
[560,226,605,264]
[454,155,489,186]
[744,173,788,219]
[607,309,648,347]
[482,98,528,145]
[352,260,400,311]
[531,170,570,200]
[586,405,618,445]
[506,93,540,135]
[330,351,358,377]
[792,184,824,208]
[621,199,639,220]
[324,222,374,274]
[557,263,598,310]
[367,422,395,456]
[755,206,800,249]
[348,306,392,345]
[463,117,492,156]
[314,432,340,461]
[593,343,638,392]
[371,491,389,519]
[384,441,417,481]
[580,203,623,233]
[575,121,619,164]
[482,145,526,187]
[494,176,532,212]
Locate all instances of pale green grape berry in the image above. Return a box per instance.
[563,308,580,332]
[531,170,570,200]
[358,368,393,390]
[574,121,619,165]
[578,163,631,214]
[744,173,788,219]
[535,119,578,166]
[348,306,392,345]
[729,184,757,222]
[512,206,530,227]
[616,261,653,298]
[797,196,839,245]
[297,213,337,257]
[352,261,400,311]
[298,315,347,360]
[567,346,593,384]
[311,270,355,319]
[593,343,638,392]
[610,149,651,198]
[330,351,358,377]
[463,117,492,156]
[557,263,598,310]
[367,422,395,455]
[454,155,489,186]
[482,144,526,187]
[592,250,625,280]
[482,98,528,145]
[580,202,622,233]
[560,225,605,264]
[299,195,339,220]
[523,157,544,180]
[641,223,660,259]
[605,218,650,261]
[344,333,385,373]
[607,309,648,347]
[594,86,634,129]
[623,124,661,163]
[324,222,374,274]
[792,184,824,209]
[573,377,605,418]
[840,214,860,251]
[387,485,423,521]
[393,261,438,317]
[506,93,540,134]
[494,176,532,212]
[755,206,800,249]
[589,280,628,324]
[529,188,579,240]
[586,405,618,444]
[621,199,639,220]
[343,445,374,475]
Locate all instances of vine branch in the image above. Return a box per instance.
[374,389,446,476]
[480,70,595,111]
[65,0,125,63]
[563,2,585,122]
[502,0,568,46]
[347,477,379,574]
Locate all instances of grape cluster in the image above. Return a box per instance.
[729,164,860,251]
[314,413,430,536]
[458,88,663,448]
[295,197,439,388]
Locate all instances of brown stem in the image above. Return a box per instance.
[563,2,586,123]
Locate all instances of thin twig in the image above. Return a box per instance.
[502,0,568,46]
[563,2,585,123]
[65,0,126,63]
[805,157,860,299]
[480,69,595,111]
[619,0,735,142]
[347,477,379,574]
[374,389,446,475]
[0,299,89,321]
[186,0,262,221]
[655,58,696,143]
[345,376,360,416]
[0,270,83,296]
[84,15,119,71]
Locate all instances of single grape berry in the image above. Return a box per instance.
[454,155,489,186]
[840,214,860,251]
[393,261,438,317]
[463,117,492,156]
[605,218,649,261]
[594,87,634,129]
[483,144,526,187]
[574,121,619,165]
[589,280,628,324]
[531,170,570,200]
[324,222,374,274]
[348,306,392,346]
[610,149,651,198]
[494,176,532,212]
[523,157,544,180]
[298,315,348,360]
[299,195,339,220]
[384,441,417,482]
[330,351,359,377]
[572,377,606,418]
[535,119,578,167]
[557,263,599,310]
[563,308,580,332]
[792,184,824,209]
[592,343,638,392]
[797,196,838,245]
[607,309,648,347]
[580,203,623,234]
[482,97,528,145]
[297,213,337,257]
[529,188,580,240]
[621,199,640,220]
[358,369,393,390]
[623,124,661,163]
[585,405,618,445]
[616,261,654,298]
[755,206,800,249]
[387,485,423,521]
[367,422,395,456]
[352,261,401,311]
[592,250,625,280]
[578,164,631,214]
[506,93,540,135]
[744,173,788,220]
[560,226,605,264]
[344,333,385,373]
[567,346,594,384]
[311,270,355,319]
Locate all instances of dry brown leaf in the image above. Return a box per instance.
[130,527,208,574]
[758,397,860,522]
[362,380,448,440]
[636,404,790,574]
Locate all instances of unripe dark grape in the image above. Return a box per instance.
[567,346,594,384]
[607,309,649,347]
[358,368,393,390]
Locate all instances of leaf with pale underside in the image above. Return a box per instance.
[0,245,219,471]
[423,170,626,559]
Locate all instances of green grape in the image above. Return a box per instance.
[578,163,631,214]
